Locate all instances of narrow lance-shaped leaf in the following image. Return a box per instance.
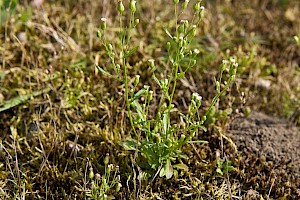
[163,27,173,39]
[95,64,112,77]
[130,85,149,103]
[125,46,138,58]
[0,88,51,112]
[131,100,145,121]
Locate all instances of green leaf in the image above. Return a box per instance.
[176,151,188,159]
[153,75,161,88]
[177,72,185,79]
[173,163,189,171]
[163,27,173,39]
[125,46,138,58]
[4,0,17,12]
[119,138,139,151]
[131,100,145,121]
[159,166,166,177]
[0,88,50,112]
[4,0,11,9]
[95,64,112,77]
[198,125,207,132]
[179,113,188,122]
[130,85,149,103]
[165,159,173,179]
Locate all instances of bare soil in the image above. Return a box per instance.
[229,112,300,198]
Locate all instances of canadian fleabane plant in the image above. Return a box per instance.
[96,0,238,179]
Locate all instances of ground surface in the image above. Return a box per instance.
[230,112,300,173]
[229,112,300,199]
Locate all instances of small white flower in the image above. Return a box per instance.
[222,59,229,64]
[108,164,114,170]
[230,57,236,63]
[101,18,107,22]
[193,48,200,54]
[200,6,205,10]
[192,92,202,102]
[148,59,155,63]
[233,62,239,67]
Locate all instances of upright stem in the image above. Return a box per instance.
[119,13,137,136]
[165,4,180,142]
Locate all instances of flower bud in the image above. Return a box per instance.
[89,168,94,179]
[182,0,189,9]
[129,0,136,12]
[173,0,179,5]
[116,64,121,71]
[104,153,109,165]
[201,116,206,124]
[178,24,185,34]
[118,1,125,13]
[107,44,113,52]
[134,18,140,26]
[100,18,107,31]
[179,36,184,47]
[184,20,189,29]
[199,6,205,20]
[166,42,171,52]
[193,2,201,11]
[116,183,122,192]
[96,30,102,38]
[134,75,140,86]
[216,81,220,92]
[192,59,197,66]
[148,59,155,70]
[147,90,153,101]
[191,25,197,37]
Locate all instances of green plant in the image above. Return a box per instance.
[216,159,235,176]
[0,0,17,26]
[87,154,122,200]
[1,0,32,29]
[96,0,238,179]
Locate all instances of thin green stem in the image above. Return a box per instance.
[119,13,137,136]
[204,79,233,118]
